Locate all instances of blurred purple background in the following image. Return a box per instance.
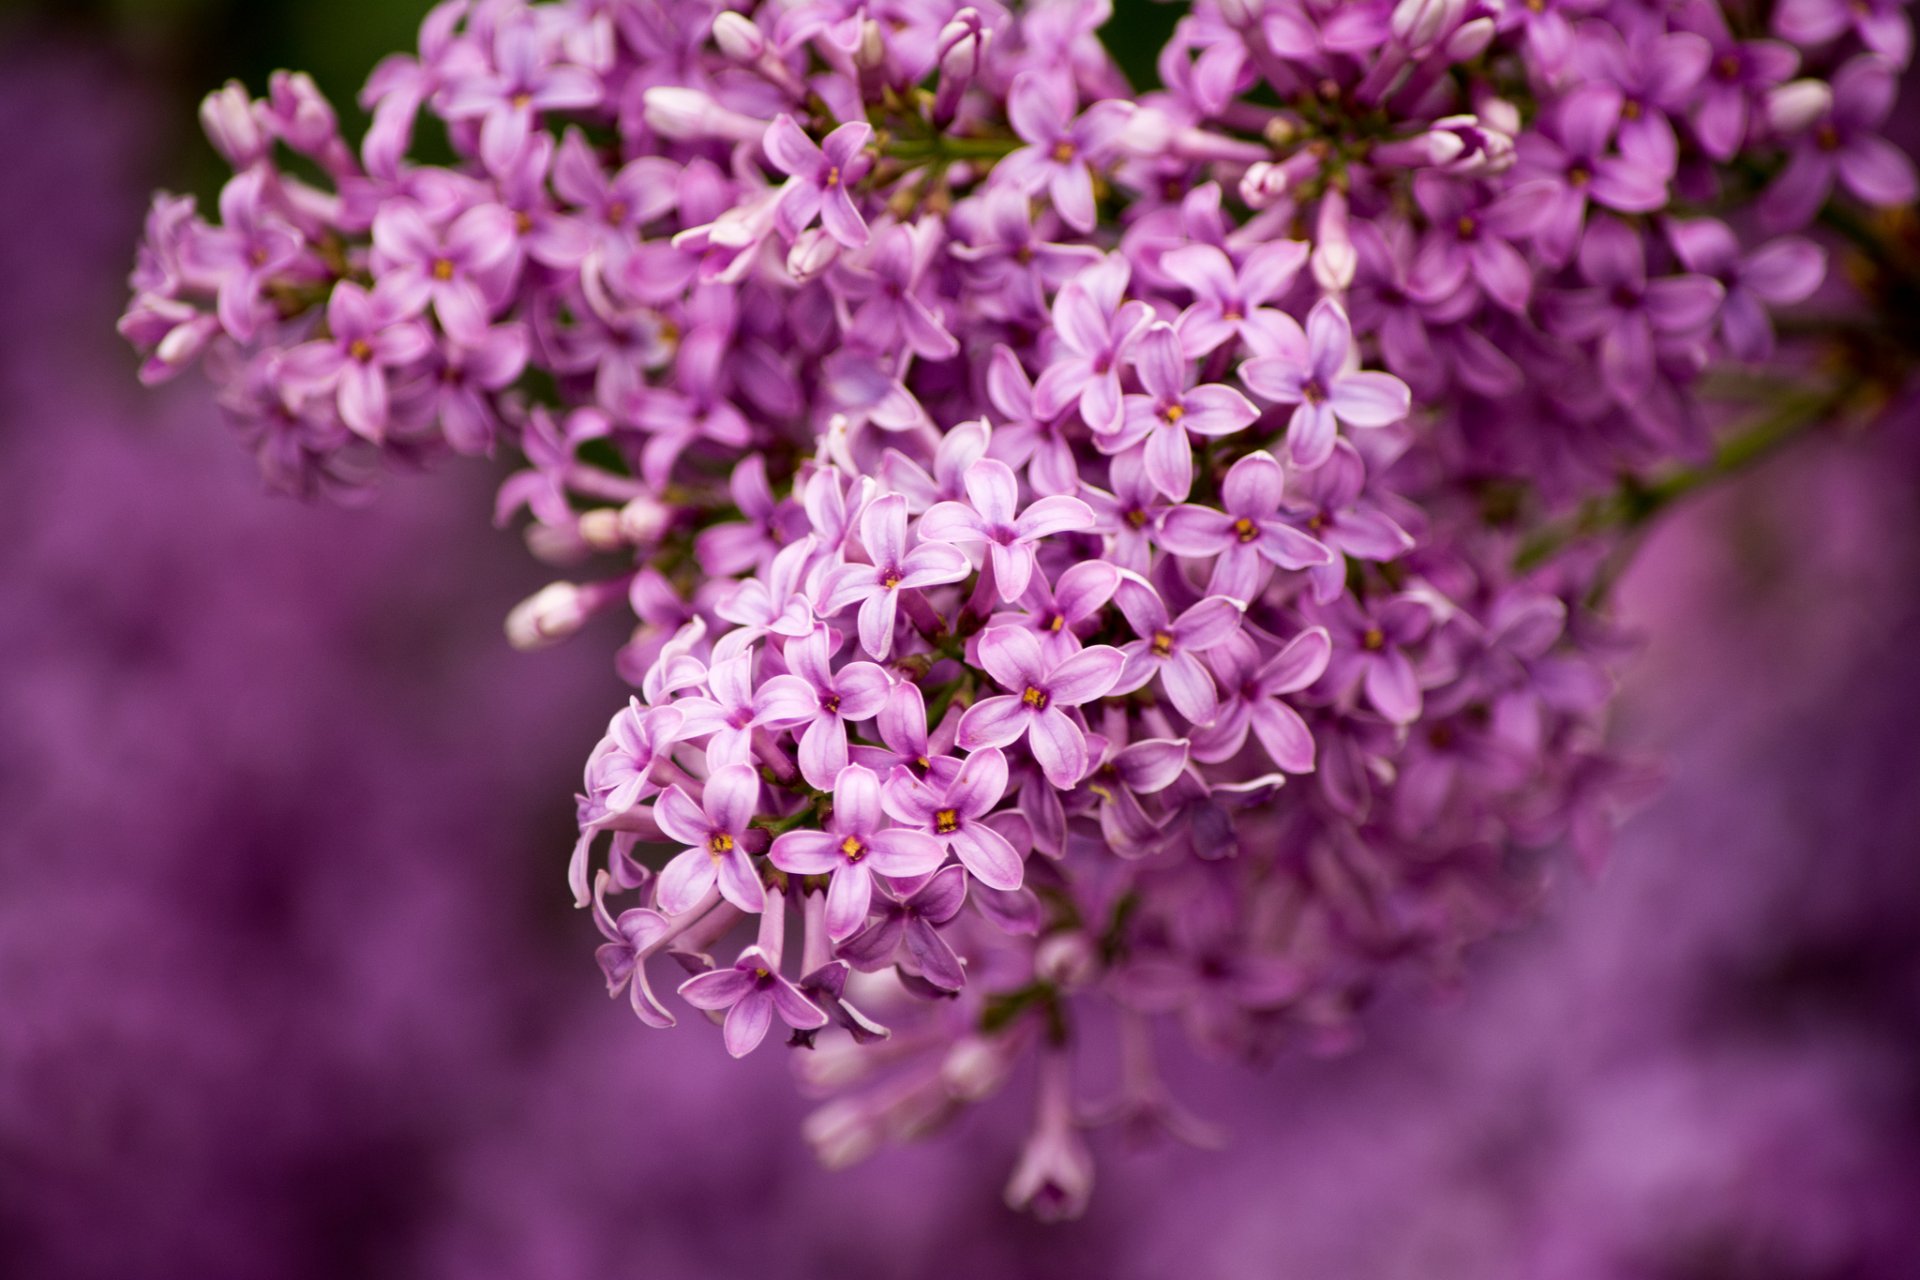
[4,28,1919,1280]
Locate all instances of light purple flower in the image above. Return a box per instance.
[1509,84,1674,264]
[1240,298,1412,469]
[958,628,1125,788]
[1156,450,1333,599]
[984,346,1079,497]
[371,202,515,341]
[769,764,947,941]
[882,745,1023,891]
[1311,594,1435,725]
[918,458,1095,602]
[1100,323,1259,501]
[988,560,1124,665]
[764,115,873,250]
[395,321,528,453]
[1191,628,1332,770]
[179,169,305,342]
[880,418,989,515]
[1077,730,1189,858]
[1163,240,1310,357]
[673,649,810,769]
[757,625,893,790]
[592,879,675,1028]
[1676,3,1799,162]
[652,764,767,915]
[818,494,971,661]
[440,20,602,172]
[1031,257,1153,434]
[993,71,1133,233]
[836,219,958,361]
[835,864,969,991]
[1110,580,1243,726]
[1283,440,1418,604]
[948,187,1102,317]
[1081,449,1173,574]
[677,945,828,1057]
[280,281,434,441]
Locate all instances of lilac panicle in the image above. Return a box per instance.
[120,0,1920,1217]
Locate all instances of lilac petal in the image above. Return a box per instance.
[1156,505,1234,557]
[821,120,874,168]
[866,828,947,877]
[1082,367,1124,435]
[989,543,1036,604]
[1644,277,1725,333]
[1249,699,1316,773]
[650,785,710,847]
[820,187,870,249]
[798,717,850,790]
[977,626,1046,692]
[1113,738,1189,793]
[722,989,775,1057]
[833,763,885,833]
[956,695,1029,751]
[678,964,755,1010]
[1047,645,1126,705]
[1364,650,1423,724]
[1220,451,1284,519]
[1257,521,1333,570]
[1304,298,1352,385]
[949,745,1010,816]
[1017,495,1096,540]
[769,829,842,875]
[948,823,1023,891]
[763,114,823,175]
[716,846,766,914]
[1053,561,1122,621]
[1259,627,1334,695]
[910,864,970,922]
[1742,238,1826,303]
[825,862,875,940]
[857,592,899,662]
[834,662,893,719]
[1328,371,1411,428]
[1287,401,1339,469]
[903,918,967,991]
[963,457,1020,526]
[774,179,822,241]
[1174,597,1244,650]
[656,847,718,915]
[837,913,906,970]
[1159,650,1219,724]
[1143,420,1194,500]
[1134,324,1186,401]
[1027,707,1090,788]
[771,976,829,1030]
[756,673,820,727]
[1049,163,1098,234]
[1838,135,1919,207]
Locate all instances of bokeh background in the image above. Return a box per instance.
[2,2,1918,1276]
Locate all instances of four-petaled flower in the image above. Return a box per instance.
[764,115,874,249]
[918,458,1096,602]
[1100,322,1260,501]
[993,71,1133,233]
[819,494,971,661]
[882,745,1024,891]
[1110,581,1245,726]
[651,763,767,915]
[677,945,828,1057]
[1240,298,1413,469]
[957,629,1126,788]
[757,625,894,790]
[769,764,947,940]
[1157,451,1334,600]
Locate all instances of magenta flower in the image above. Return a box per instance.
[848,680,943,781]
[993,71,1133,233]
[395,321,528,453]
[836,220,959,361]
[1762,56,1918,230]
[757,625,894,790]
[984,345,1078,496]
[370,202,515,342]
[1510,83,1674,264]
[673,650,810,769]
[988,560,1123,665]
[1773,0,1912,65]
[769,764,947,941]
[835,864,969,991]
[281,281,433,441]
[440,21,602,172]
[1543,216,1724,403]
[1240,298,1412,469]
[1162,240,1310,357]
[1031,257,1153,434]
[764,115,873,250]
[818,494,971,661]
[948,187,1103,318]
[880,417,988,514]
[178,169,304,342]
[1099,323,1259,501]
[1157,450,1333,600]
[651,764,766,915]
[1081,448,1174,574]
[1311,594,1435,726]
[591,883,675,1028]
[1191,629,1333,771]
[1283,440,1417,604]
[1077,731,1190,859]
[957,628,1125,788]
[677,945,828,1057]
[918,459,1095,602]
[1677,4,1799,161]
[713,536,817,660]
[882,745,1023,891]
[1667,219,1826,363]
[1110,580,1243,726]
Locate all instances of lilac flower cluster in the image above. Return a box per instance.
[122,0,1915,1215]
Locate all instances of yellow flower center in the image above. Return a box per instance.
[1150,631,1176,657]
[934,808,960,834]
[1021,686,1050,710]
[839,835,866,861]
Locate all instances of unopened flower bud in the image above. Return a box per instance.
[200,82,267,168]
[1766,80,1832,134]
[711,10,767,63]
[942,1035,1017,1101]
[1034,930,1098,990]
[506,582,592,650]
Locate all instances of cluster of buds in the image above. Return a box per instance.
[124,0,1915,1216]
